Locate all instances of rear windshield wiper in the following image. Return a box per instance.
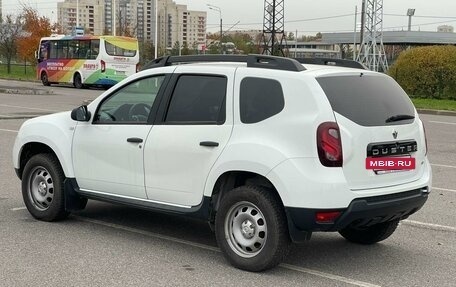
[385,114,415,123]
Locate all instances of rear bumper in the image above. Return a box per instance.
[286,186,429,242]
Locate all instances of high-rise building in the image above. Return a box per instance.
[56,0,207,53]
[156,0,206,51]
[57,0,105,35]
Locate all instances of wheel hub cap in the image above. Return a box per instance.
[38,181,47,196]
[241,220,255,239]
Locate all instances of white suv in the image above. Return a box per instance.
[13,55,431,271]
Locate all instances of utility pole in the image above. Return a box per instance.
[261,0,286,56]
[356,0,388,72]
[207,4,223,54]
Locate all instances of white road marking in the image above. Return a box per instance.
[0,104,58,112]
[74,216,220,252]
[281,264,381,287]
[10,207,27,211]
[429,121,456,126]
[0,128,18,133]
[75,216,381,287]
[431,164,456,169]
[433,187,456,193]
[403,220,456,232]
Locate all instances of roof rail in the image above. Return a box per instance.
[294,58,368,70]
[142,54,306,72]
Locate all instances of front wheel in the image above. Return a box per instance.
[215,185,290,271]
[339,220,399,245]
[22,154,69,221]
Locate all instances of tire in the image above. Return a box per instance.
[215,185,291,271]
[21,154,69,221]
[73,73,84,89]
[339,220,399,245]
[41,72,50,86]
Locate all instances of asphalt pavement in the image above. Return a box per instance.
[0,79,454,287]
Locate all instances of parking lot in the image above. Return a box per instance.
[0,79,455,286]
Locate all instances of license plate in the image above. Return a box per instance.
[115,70,126,75]
[366,157,415,170]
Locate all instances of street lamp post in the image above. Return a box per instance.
[207,4,222,54]
[407,8,415,31]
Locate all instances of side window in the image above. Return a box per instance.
[240,77,285,124]
[165,75,227,124]
[94,75,165,124]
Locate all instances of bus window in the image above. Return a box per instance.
[105,41,137,57]
[57,41,69,59]
[77,40,90,59]
[68,40,78,58]
[87,40,100,59]
[50,41,58,58]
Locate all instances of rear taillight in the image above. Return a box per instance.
[422,122,428,155]
[317,122,343,167]
[100,60,106,73]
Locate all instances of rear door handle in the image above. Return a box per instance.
[200,141,219,147]
[127,137,143,143]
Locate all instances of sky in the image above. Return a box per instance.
[3,0,456,36]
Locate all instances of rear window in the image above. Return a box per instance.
[317,75,415,127]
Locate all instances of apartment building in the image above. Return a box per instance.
[156,0,206,51]
[57,0,105,35]
[56,0,206,52]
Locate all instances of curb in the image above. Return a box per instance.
[0,88,54,95]
[417,109,456,117]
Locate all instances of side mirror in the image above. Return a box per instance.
[71,105,91,122]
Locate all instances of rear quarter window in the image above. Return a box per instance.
[240,77,284,124]
[317,75,415,127]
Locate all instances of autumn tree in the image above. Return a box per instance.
[0,14,23,73]
[17,6,53,65]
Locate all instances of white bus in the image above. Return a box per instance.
[37,35,139,88]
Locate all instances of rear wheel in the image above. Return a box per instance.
[215,185,290,271]
[339,220,399,245]
[41,72,50,86]
[73,73,84,89]
[22,154,69,221]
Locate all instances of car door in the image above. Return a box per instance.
[72,75,166,199]
[143,66,235,206]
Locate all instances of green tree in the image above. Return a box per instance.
[389,46,456,99]
[171,41,180,56]
[181,42,190,55]
[0,15,23,73]
[139,40,155,64]
[287,32,295,41]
